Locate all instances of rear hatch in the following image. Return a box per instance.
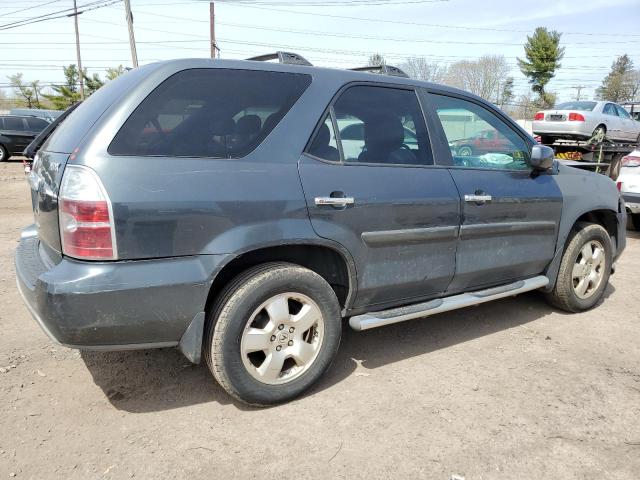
[27,65,153,255]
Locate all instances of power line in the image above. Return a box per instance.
[0,0,123,31]
[209,1,640,38]
[3,0,62,17]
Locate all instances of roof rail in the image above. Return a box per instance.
[350,65,409,78]
[246,51,313,67]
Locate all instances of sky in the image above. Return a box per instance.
[1,0,639,104]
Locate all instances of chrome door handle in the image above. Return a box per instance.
[314,196,355,207]
[464,194,492,203]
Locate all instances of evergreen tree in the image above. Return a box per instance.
[518,27,565,108]
[596,54,635,102]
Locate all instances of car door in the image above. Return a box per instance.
[298,84,461,309]
[615,105,638,141]
[424,91,563,292]
[2,117,32,154]
[602,103,623,140]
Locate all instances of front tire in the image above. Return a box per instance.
[546,223,612,312]
[204,262,342,406]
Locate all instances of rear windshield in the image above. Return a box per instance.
[109,69,311,158]
[554,101,597,111]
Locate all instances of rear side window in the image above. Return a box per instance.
[109,69,311,158]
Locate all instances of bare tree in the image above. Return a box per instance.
[400,57,448,83]
[510,92,536,120]
[630,69,640,102]
[444,55,510,102]
[8,73,37,108]
[367,53,386,67]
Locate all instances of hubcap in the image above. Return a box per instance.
[572,240,606,299]
[240,292,324,385]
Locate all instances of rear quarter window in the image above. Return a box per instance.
[109,69,311,158]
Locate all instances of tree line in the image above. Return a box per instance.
[369,27,639,118]
[3,64,126,111]
[4,26,640,117]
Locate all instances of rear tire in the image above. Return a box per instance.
[591,125,606,143]
[0,144,8,162]
[630,213,640,231]
[546,223,612,313]
[204,262,342,406]
[458,145,473,156]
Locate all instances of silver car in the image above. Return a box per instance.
[533,100,640,143]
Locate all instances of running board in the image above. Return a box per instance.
[349,275,549,331]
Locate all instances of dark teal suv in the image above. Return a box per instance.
[15,54,626,405]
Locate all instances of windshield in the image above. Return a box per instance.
[554,101,597,111]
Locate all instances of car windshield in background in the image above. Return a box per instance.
[109,68,311,158]
[554,101,597,111]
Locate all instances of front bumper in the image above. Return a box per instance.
[15,226,226,349]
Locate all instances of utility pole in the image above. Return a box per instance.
[572,85,586,101]
[71,0,84,100]
[123,0,139,67]
[210,2,219,58]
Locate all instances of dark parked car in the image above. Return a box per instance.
[0,115,50,161]
[16,55,626,406]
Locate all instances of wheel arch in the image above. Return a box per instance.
[204,241,357,318]
[544,206,620,291]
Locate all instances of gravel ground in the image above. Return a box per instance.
[1,159,639,479]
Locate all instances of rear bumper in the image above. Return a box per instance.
[532,121,591,137]
[15,226,226,350]
[622,192,640,213]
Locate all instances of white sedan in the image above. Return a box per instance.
[533,100,640,144]
[618,148,640,229]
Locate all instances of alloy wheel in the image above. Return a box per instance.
[572,240,606,299]
[240,292,325,385]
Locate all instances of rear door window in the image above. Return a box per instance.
[4,117,25,131]
[109,69,311,158]
[306,85,432,166]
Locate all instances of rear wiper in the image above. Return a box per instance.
[23,102,82,160]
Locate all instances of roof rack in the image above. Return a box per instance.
[350,65,409,78]
[246,51,313,67]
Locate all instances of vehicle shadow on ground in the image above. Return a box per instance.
[82,285,615,413]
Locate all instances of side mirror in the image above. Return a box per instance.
[530,144,555,170]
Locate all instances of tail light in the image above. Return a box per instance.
[621,155,640,167]
[59,165,117,260]
[534,112,544,121]
[568,112,585,122]
[616,181,622,191]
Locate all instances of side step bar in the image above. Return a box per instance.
[349,275,549,331]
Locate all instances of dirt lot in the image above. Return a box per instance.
[0,160,639,479]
